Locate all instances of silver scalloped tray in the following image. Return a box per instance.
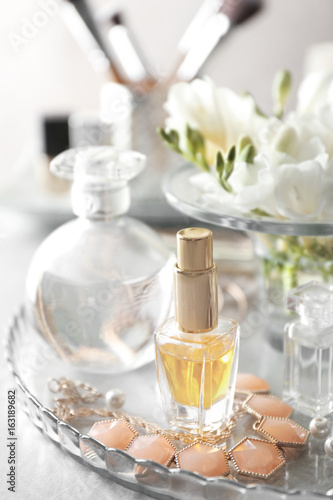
[4,307,333,499]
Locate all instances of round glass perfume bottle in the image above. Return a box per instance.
[26,146,174,373]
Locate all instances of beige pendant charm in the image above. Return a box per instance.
[228,437,285,479]
[236,373,270,395]
[254,417,309,447]
[244,394,293,419]
[126,434,177,467]
[175,442,229,477]
[88,419,138,450]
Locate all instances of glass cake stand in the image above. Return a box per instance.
[163,163,333,237]
[5,306,333,499]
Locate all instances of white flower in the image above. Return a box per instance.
[189,156,333,221]
[232,155,278,216]
[164,78,267,165]
[259,113,333,167]
[189,156,278,217]
[297,71,333,113]
[244,110,333,220]
[297,71,333,137]
[273,160,328,220]
[164,75,333,222]
[321,159,333,219]
[189,172,236,213]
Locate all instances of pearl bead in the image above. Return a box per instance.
[105,389,125,410]
[325,437,333,458]
[309,417,331,439]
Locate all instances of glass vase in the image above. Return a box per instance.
[252,234,333,349]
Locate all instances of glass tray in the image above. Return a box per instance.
[163,163,333,237]
[5,307,333,499]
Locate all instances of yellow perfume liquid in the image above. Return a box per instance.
[159,335,235,409]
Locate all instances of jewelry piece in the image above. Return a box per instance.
[105,389,125,410]
[254,417,309,448]
[125,434,177,467]
[175,442,229,477]
[228,437,285,479]
[235,373,270,395]
[48,377,103,404]
[309,417,331,439]
[50,378,233,446]
[324,436,333,458]
[88,419,138,450]
[243,394,293,419]
[49,375,309,479]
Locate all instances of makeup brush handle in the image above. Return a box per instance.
[168,0,263,84]
[220,0,263,26]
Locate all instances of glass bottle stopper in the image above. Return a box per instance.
[286,280,333,328]
[50,146,146,218]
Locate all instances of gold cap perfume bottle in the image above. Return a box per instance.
[155,228,240,434]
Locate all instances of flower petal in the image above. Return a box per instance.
[274,161,326,220]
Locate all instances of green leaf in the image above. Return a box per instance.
[226,145,236,163]
[236,135,253,158]
[251,208,272,217]
[236,135,257,163]
[224,145,236,180]
[157,127,182,153]
[157,126,210,172]
[215,151,224,180]
[169,130,180,147]
[195,152,210,171]
[186,125,205,157]
[272,69,292,118]
[239,143,256,164]
[156,127,169,142]
[215,149,233,192]
[220,178,232,193]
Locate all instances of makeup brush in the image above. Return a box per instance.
[175,0,224,61]
[168,0,263,84]
[62,0,156,89]
[101,10,156,90]
[61,0,124,81]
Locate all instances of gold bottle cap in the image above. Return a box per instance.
[175,227,217,333]
[177,228,213,271]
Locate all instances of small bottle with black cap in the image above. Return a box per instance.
[155,227,240,434]
[35,115,71,195]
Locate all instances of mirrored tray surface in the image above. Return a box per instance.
[5,307,333,499]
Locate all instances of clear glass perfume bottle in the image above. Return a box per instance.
[26,146,174,373]
[283,281,333,417]
[155,228,240,434]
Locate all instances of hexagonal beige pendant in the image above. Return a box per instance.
[255,417,309,447]
[175,441,229,477]
[229,437,285,479]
